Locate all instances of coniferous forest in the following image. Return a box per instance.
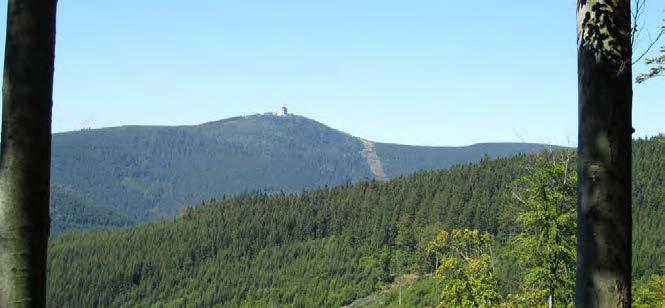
[0,1,660,307]
[46,136,665,307]
[50,114,552,222]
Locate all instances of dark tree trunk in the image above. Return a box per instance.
[576,0,632,307]
[0,0,57,307]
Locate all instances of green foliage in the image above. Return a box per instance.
[632,135,665,278]
[507,153,576,305]
[375,142,554,178]
[637,45,665,83]
[51,115,372,221]
[376,276,440,307]
[427,229,500,307]
[633,272,665,307]
[47,153,536,306]
[46,136,664,306]
[49,184,132,233]
[51,114,553,222]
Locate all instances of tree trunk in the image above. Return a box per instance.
[0,0,58,307]
[398,277,402,305]
[576,0,632,307]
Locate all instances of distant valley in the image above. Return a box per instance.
[50,114,557,231]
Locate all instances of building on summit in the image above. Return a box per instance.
[264,106,289,117]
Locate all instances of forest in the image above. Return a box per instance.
[50,114,551,222]
[46,136,665,307]
[49,185,133,233]
[0,0,661,307]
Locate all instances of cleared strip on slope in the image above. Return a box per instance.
[360,139,388,181]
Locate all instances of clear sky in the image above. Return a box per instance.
[0,1,663,146]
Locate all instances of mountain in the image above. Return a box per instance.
[46,136,664,307]
[51,114,556,222]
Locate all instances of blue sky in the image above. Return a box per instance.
[0,1,663,146]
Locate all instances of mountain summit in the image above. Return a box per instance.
[51,114,555,222]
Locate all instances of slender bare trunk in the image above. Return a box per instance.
[576,0,632,307]
[398,276,402,305]
[0,0,57,307]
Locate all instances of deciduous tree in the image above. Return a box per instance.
[509,153,577,308]
[576,0,633,306]
[0,0,58,307]
[427,229,500,307]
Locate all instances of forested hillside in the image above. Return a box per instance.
[375,142,555,177]
[51,114,553,222]
[632,136,665,278]
[47,136,664,307]
[51,115,369,221]
[49,185,132,233]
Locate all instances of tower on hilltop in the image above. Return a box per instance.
[281,106,288,116]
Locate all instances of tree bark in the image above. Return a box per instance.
[576,0,632,307]
[0,0,57,307]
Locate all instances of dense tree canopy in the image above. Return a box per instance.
[428,229,500,307]
[46,136,664,307]
[50,114,554,222]
[508,153,577,306]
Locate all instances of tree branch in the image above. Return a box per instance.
[631,0,664,65]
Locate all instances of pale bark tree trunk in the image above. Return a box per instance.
[0,0,58,307]
[398,277,402,305]
[576,0,632,307]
